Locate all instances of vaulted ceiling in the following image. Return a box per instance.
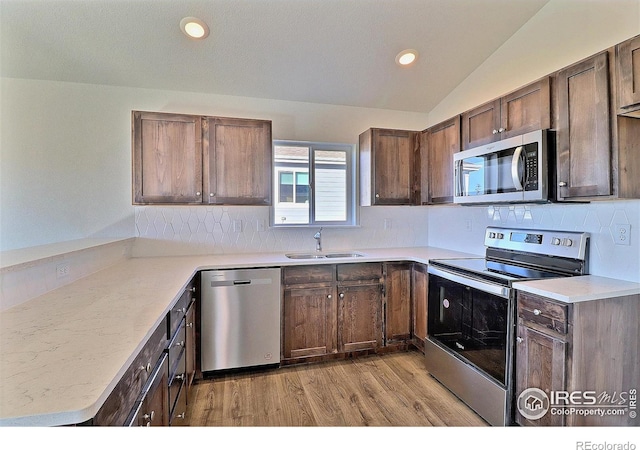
[1,0,549,113]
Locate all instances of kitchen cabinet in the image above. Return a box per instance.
[203,117,272,205]
[515,291,639,427]
[128,354,169,427]
[337,263,383,352]
[92,315,168,425]
[359,128,419,206]
[420,116,460,204]
[185,298,196,390]
[132,111,203,204]
[282,265,337,361]
[282,263,384,363]
[132,111,272,206]
[555,52,612,200]
[461,77,551,150]
[616,34,640,116]
[384,262,412,345]
[411,263,428,351]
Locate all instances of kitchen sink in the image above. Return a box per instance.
[284,253,326,259]
[285,252,364,259]
[324,252,364,258]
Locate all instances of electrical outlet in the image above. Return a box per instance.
[56,263,70,278]
[613,223,631,246]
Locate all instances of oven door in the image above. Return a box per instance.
[426,266,512,386]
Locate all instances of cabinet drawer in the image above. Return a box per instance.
[94,316,168,425]
[337,263,383,284]
[283,265,334,285]
[168,318,186,376]
[168,349,186,415]
[170,381,188,426]
[167,285,194,339]
[518,293,568,334]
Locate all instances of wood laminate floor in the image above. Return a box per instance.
[187,351,488,426]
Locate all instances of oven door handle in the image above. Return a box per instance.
[427,265,511,299]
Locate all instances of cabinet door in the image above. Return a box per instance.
[384,263,412,343]
[411,263,428,345]
[203,117,272,205]
[132,111,203,204]
[556,52,612,200]
[360,128,417,205]
[617,34,640,114]
[133,355,169,427]
[424,116,460,204]
[501,77,551,139]
[514,324,566,427]
[283,286,337,360]
[461,99,501,150]
[185,300,196,391]
[337,284,382,352]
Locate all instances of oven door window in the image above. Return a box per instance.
[427,274,508,386]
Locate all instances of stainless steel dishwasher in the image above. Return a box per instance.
[200,268,281,372]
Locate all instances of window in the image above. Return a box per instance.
[272,141,356,226]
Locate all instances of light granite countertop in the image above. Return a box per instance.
[1,246,638,426]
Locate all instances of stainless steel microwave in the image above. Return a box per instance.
[454,129,553,204]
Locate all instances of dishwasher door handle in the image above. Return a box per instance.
[233,280,251,285]
[209,278,272,287]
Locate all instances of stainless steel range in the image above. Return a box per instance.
[425,226,589,426]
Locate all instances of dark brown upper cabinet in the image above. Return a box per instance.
[359,128,419,206]
[555,52,612,200]
[132,111,272,205]
[420,116,461,204]
[461,77,551,150]
[203,117,272,205]
[132,111,203,204]
[616,34,640,116]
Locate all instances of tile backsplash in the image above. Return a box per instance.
[132,205,430,257]
[133,200,640,283]
[428,200,640,283]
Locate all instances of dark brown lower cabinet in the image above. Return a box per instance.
[337,284,383,352]
[384,262,412,344]
[515,291,639,427]
[129,354,169,427]
[282,285,337,360]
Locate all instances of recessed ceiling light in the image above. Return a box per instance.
[180,17,210,40]
[395,49,418,66]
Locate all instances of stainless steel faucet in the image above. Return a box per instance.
[314,227,323,252]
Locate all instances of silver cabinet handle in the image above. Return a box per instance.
[516,337,523,344]
[176,373,185,381]
[186,322,194,328]
[558,182,567,187]
[492,129,499,134]
[498,127,506,133]
[171,340,184,349]
[176,412,186,419]
[327,294,332,299]
[139,362,151,373]
[209,193,214,197]
[533,309,541,316]
[375,193,380,198]
[196,192,201,196]
[189,287,196,293]
[339,293,345,299]
[175,307,186,314]
[143,410,155,422]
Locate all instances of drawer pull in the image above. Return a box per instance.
[173,340,184,348]
[176,307,186,314]
[516,337,523,344]
[143,410,155,422]
[176,373,185,381]
[139,363,151,373]
[176,412,186,419]
[533,309,541,316]
[186,322,194,328]
[189,287,196,293]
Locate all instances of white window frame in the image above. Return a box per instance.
[271,140,358,227]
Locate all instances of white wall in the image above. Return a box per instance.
[428,0,640,125]
[0,78,429,252]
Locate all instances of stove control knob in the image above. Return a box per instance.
[551,237,561,246]
[497,233,504,239]
[563,238,573,247]
[489,232,496,238]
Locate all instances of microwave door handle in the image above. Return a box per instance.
[511,145,524,191]
[455,160,464,196]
